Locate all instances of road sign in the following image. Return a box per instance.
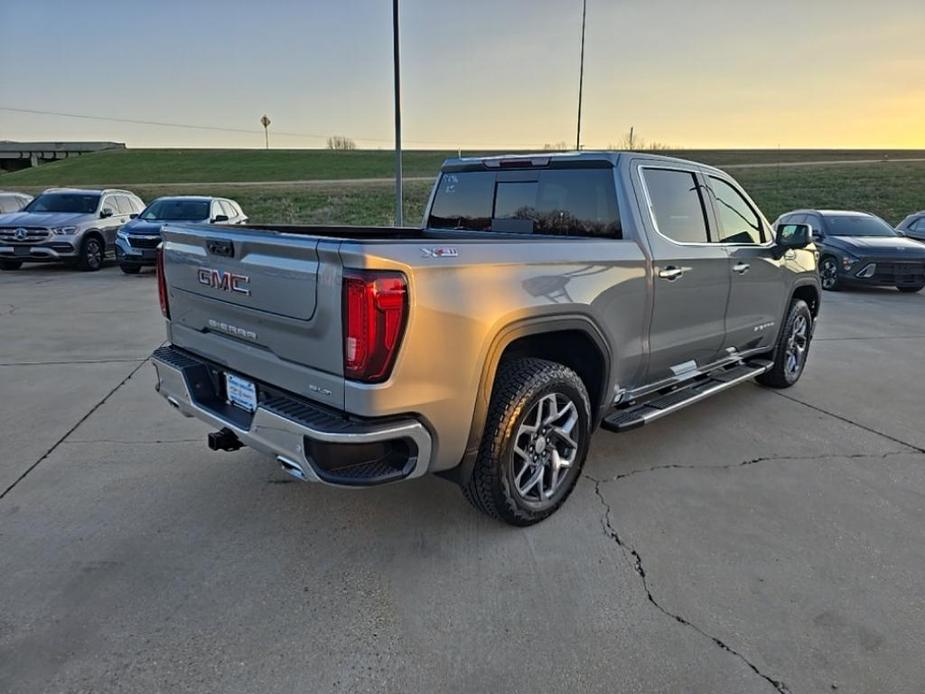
[260,114,271,128]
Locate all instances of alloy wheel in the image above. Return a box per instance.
[820,258,838,290]
[86,239,102,269]
[785,314,809,379]
[512,392,580,502]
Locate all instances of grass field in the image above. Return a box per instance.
[2,149,923,227]
[2,147,925,186]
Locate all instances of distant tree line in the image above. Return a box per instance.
[327,136,356,151]
[542,130,675,152]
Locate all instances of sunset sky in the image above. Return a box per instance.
[1,0,923,150]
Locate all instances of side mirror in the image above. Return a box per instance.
[776,223,811,251]
[212,214,229,223]
[895,229,905,237]
[129,213,139,220]
[100,207,114,219]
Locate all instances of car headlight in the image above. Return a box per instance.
[117,230,128,240]
[51,226,78,236]
[841,254,858,270]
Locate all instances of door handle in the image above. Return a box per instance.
[658,266,686,281]
[732,262,750,274]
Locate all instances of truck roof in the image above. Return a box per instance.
[442,150,724,175]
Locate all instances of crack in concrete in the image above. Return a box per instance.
[0,359,151,502]
[585,449,923,693]
[590,450,913,484]
[771,391,925,454]
[61,438,201,445]
[0,357,147,367]
[589,476,793,694]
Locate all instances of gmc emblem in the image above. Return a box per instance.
[197,267,251,296]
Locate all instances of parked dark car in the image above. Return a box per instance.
[896,211,925,243]
[115,196,247,273]
[775,209,925,293]
[0,192,32,213]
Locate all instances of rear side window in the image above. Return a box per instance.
[912,218,925,232]
[706,177,764,244]
[428,168,621,238]
[642,168,709,244]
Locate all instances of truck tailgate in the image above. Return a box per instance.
[160,224,345,403]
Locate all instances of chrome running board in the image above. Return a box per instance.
[601,360,773,433]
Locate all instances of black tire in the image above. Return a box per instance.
[0,259,23,271]
[77,235,104,272]
[462,358,592,526]
[757,299,813,389]
[897,284,924,293]
[819,256,840,291]
[120,263,141,274]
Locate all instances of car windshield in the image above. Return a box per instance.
[140,199,211,221]
[24,193,100,214]
[825,215,897,237]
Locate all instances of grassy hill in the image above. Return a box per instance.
[2,147,924,186]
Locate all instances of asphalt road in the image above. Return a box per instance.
[1,263,924,694]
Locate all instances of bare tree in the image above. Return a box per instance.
[327,136,357,151]
[609,129,674,152]
[543,141,569,151]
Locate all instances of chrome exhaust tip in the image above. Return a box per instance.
[277,456,308,481]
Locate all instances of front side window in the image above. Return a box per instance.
[24,193,100,214]
[642,168,709,244]
[428,168,621,238]
[219,200,236,218]
[911,218,925,232]
[824,214,897,237]
[707,177,764,244]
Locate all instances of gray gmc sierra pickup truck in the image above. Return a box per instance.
[152,152,820,525]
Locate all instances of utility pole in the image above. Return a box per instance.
[575,0,587,151]
[260,114,271,150]
[392,0,403,226]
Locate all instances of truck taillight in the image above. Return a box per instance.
[156,245,170,319]
[343,270,408,383]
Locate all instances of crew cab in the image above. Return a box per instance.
[152,152,820,525]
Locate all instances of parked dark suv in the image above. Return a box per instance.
[775,209,925,293]
[115,196,247,274]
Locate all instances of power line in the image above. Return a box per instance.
[0,105,556,150]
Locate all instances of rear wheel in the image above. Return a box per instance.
[120,263,141,274]
[897,284,924,293]
[463,358,591,526]
[0,259,23,271]
[757,299,813,389]
[819,256,840,291]
[77,236,105,271]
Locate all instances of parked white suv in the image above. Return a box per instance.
[0,188,145,271]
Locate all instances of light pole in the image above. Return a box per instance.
[576,0,587,151]
[392,0,403,226]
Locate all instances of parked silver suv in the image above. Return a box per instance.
[0,188,145,271]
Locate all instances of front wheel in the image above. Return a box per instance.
[0,259,23,271]
[819,256,840,291]
[77,236,104,271]
[897,284,924,293]
[757,299,813,389]
[463,358,591,526]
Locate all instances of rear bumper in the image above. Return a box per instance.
[151,345,432,486]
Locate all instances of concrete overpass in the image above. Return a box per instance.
[0,141,125,172]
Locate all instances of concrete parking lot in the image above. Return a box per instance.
[1,263,924,694]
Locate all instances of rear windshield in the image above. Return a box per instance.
[428,168,622,238]
[824,215,897,237]
[141,199,211,221]
[25,193,100,214]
